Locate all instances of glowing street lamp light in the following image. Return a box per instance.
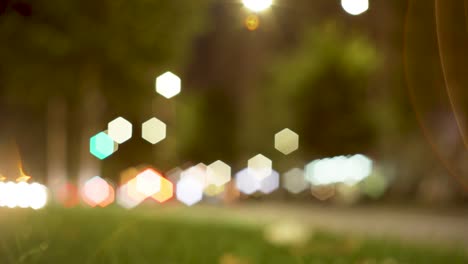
[242,0,273,12]
[341,0,369,16]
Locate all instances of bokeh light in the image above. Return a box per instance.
[107,117,133,144]
[341,0,369,16]
[181,163,208,188]
[176,177,204,206]
[0,181,48,209]
[235,168,261,195]
[305,154,373,186]
[135,168,162,197]
[234,168,281,195]
[156,71,181,99]
[120,167,140,185]
[248,154,272,180]
[82,176,113,207]
[360,167,389,199]
[89,132,116,160]
[274,128,299,155]
[282,168,309,194]
[117,183,144,209]
[16,182,30,208]
[56,183,80,208]
[242,0,273,12]
[151,176,173,203]
[125,177,149,205]
[142,117,167,144]
[259,169,279,194]
[207,160,231,187]
[245,14,260,31]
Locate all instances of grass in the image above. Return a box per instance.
[0,207,466,264]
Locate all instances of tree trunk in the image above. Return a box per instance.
[46,96,68,199]
[77,63,103,189]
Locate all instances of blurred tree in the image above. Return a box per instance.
[259,22,379,160]
[0,0,211,184]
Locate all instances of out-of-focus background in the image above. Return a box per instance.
[0,0,467,263]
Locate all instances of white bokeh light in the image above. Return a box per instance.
[259,169,279,194]
[235,168,261,195]
[135,169,162,197]
[274,128,299,155]
[207,160,231,187]
[341,0,369,16]
[16,182,30,208]
[283,168,309,194]
[83,176,110,206]
[142,117,167,144]
[242,0,273,12]
[176,177,204,206]
[156,71,181,99]
[0,182,48,209]
[305,154,373,186]
[248,154,272,180]
[107,117,133,144]
[181,163,208,188]
[29,183,48,210]
[4,182,18,208]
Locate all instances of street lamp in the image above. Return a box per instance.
[341,0,369,16]
[242,0,273,12]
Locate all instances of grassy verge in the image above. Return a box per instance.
[0,207,466,263]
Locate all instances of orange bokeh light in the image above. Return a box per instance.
[245,14,259,31]
[57,183,80,208]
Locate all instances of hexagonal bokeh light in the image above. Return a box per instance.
[247,154,272,180]
[235,168,279,195]
[207,160,231,187]
[135,168,162,197]
[181,163,208,188]
[176,177,204,206]
[259,169,279,194]
[90,132,116,160]
[242,0,273,12]
[235,168,260,195]
[82,176,114,207]
[274,128,299,155]
[156,71,181,99]
[108,117,132,144]
[152,176,173,203]
[283,168,309,194]
[142,117,167,144]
